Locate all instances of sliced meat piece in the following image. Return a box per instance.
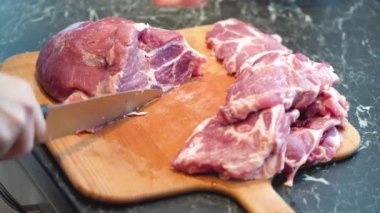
[36,17,206,102]
[206,18,284,49]
[173,105,300,180]
[218,53,339,124]
[284,117,343,186]
[303,87,349,119]
[307,126,342,165]
[282,85,349,186]
[206,18,291,75]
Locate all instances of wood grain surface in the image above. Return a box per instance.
[0,25,360,213]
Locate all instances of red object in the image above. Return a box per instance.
[151,0,209,8]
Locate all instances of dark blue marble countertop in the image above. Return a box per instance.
[1,0,379,212]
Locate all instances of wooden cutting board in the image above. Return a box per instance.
[0,25,360,213]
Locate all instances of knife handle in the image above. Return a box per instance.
[40,104,49,119]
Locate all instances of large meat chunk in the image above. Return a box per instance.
[218,53,339,124]
[173,105,300,180]
[206,18,291,75]
[36,17,206,102]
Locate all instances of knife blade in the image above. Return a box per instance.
[40,89,162,141]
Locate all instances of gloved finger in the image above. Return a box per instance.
[18,81,46,143]
[28,93,46,143]
[33,107,46,143]
[0,115,34,160]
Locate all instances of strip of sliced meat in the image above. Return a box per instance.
[173,105,300,180]
[303,87,349,119]
[307,126,342,165]
[36,17,206,103]
[206,18,291,75]
[284,117,343,186]
[218,53,339,124]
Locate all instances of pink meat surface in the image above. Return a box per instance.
[206,18,291,75]
[307,126,342,165]
[173,19,349,185]
[173,105,299,180]
[303,87,349,119]
[284,117,343,186]
[218,53,339,124]
[36,17,206,102]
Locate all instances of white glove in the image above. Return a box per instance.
[0,73,46,160]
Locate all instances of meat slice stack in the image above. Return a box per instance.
[37,17,206,103]
[173,18,349,186]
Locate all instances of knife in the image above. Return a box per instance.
[40,89,163,142]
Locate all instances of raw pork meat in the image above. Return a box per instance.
[173,105,299,180]
[284,117,343,186]
[307,127,342,165]
[303,87,349,119]
[218,53,339,124]
[206,18,291,75]
[173,19,349,184]
[36,17,206,102]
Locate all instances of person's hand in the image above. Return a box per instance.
[0,73,46,160]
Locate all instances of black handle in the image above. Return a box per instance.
[40,104,49,119]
